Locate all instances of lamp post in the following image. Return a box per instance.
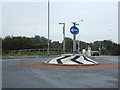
[59,23,65,54]
[48,0,50,56]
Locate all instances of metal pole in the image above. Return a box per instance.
[73,34,76,55]
[63,23,65,54]
[77,40,79,54]
[72,22,78,55]
[48,0,50,55]
[59,23,65,54]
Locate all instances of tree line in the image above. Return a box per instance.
[1,35,120,55]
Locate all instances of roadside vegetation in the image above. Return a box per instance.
[1,35,120,57]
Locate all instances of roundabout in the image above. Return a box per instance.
[45,54,98,65]
[3,56,118,88]
[18,55,118,70]
[18,62,118,70]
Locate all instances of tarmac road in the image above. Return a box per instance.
[2,56,119,88]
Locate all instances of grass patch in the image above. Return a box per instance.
[2,53,60,57]
[2,51,71,57]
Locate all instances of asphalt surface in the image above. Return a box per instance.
[2,55,119,88]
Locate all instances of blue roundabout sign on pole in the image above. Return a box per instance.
[70,26,79,35]
[70,23,79,55]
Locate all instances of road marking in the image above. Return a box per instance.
[71,56,83,64]
[56,55,70,64]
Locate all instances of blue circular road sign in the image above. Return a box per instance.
[70,26,79,35]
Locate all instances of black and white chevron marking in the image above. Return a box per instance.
[56,55,70,64]
[83,55,96,64]
[45,55,98,65]
[70,56,83,64]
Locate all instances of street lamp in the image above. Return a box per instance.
[47,0,50,56]
[59,23,65,54]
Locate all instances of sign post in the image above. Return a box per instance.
[73,34,76,54]
[70,23,79,55]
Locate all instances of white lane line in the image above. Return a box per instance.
[0,59,21,61]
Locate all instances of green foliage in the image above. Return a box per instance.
[92,41,101,50]
[1,35,120,55]
[50,41,62,49]
[2,52,60,57]
[65,37,73,49]
[79,41,89,49]
[31,35,50,43]
[2,35,48,53]
[91,40,120,55]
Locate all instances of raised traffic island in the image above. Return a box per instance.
[45,54,98,66]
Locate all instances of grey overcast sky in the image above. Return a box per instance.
[0,0,118,43]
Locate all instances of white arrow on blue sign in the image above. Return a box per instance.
[70,26,79,35]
